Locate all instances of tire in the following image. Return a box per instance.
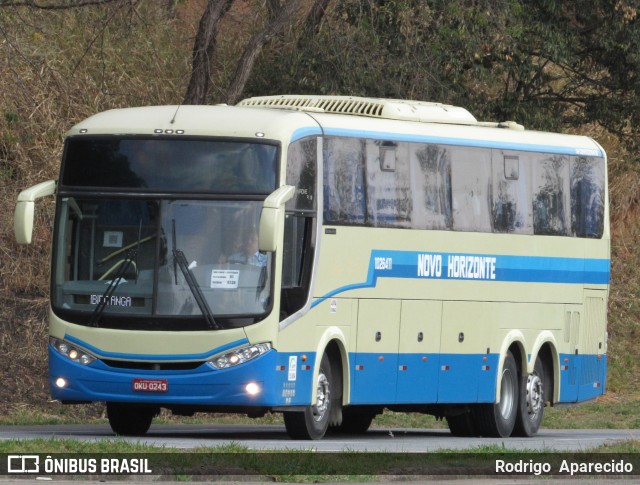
[473,350,519,437]
[330,406,376,434]
[107,403,157,436]
[284,353,333,440]
[513,355,545,437]
[446,410,476,437]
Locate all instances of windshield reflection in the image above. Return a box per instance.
[52,198,272,329]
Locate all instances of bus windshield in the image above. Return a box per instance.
[52,198,272,330]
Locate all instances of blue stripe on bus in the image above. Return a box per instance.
[290,126,603,157]
[49,344,605,406]
[349,351,605,404]
[291,126,323,141]
[312,250,610,307]
[63,335,249,361]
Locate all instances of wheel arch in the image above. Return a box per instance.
[496,330,526,403]
[530,333,558,405]
[313,326,350,405]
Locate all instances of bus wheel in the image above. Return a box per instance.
[474,350,518,437]
[330,406,377,434]
[107,403,157,436]
[284,353,333,440]
[513,356,545,437]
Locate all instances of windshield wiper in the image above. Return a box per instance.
[172,248,220,330]
[90,249,135,327]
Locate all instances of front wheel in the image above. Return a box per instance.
[284,353,334,440]
[106,403,158,436]
[513,356,545,436]
[473,350,519,437]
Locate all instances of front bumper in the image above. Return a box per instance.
[49,344,314,408]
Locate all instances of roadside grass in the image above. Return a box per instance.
[0,438,638,482]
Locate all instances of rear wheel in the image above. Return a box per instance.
[284,353,334,440]
[473,350,519,437]
[513,356,545,437]
[106,403,157,436]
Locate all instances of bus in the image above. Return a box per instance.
[14,95,609,439]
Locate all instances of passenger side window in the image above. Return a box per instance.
[571,157,605,238]
[451,147,492,232]
[409,144,452,230]
[365,140,413,228]
[532,155,570,236]
[323,137,366,224]
[492,152,533,234]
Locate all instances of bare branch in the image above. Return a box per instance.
[225,0,303,105]
[299,0,330,39]
[183,0,235,105]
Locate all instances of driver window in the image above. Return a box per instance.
[282,137,318,319]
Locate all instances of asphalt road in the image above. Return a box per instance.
[1,423,638,451]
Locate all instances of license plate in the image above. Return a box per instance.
[132,378,168,392]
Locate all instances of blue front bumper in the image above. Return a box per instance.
[49,344,314,408]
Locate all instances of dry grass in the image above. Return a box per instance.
[0,2,193,415]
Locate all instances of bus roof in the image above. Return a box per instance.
[66,97,604,158]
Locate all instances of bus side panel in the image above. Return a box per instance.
[559,291,607,403]
[437,301,495,403]
[351,299,400,404]
[395,300,441,403]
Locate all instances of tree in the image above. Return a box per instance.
[184,0,332,105]
[224,0,303,105]
[183,0,234,105]
[256,0,640,156]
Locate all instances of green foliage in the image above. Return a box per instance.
[252,0,640,150]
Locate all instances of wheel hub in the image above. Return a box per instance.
[313,372,330,422]
[499,368,516,419]
[526,374,543,416]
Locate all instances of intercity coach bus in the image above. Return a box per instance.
[14,95,609,439]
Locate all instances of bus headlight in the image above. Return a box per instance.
[50,337,96,366]
[209,343,271,369]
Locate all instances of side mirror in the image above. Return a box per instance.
[258,185,295,252]
[14,180,57,244]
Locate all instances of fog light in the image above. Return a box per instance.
[55,377,67,388]
[245,382,260,396]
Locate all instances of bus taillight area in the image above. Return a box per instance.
[47,339,315,426]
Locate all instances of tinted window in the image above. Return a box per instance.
[323,137,366,223]
[61,137,278,194]
[532,155,570,236]
[571,157,605,238]
[286,138,317,211]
